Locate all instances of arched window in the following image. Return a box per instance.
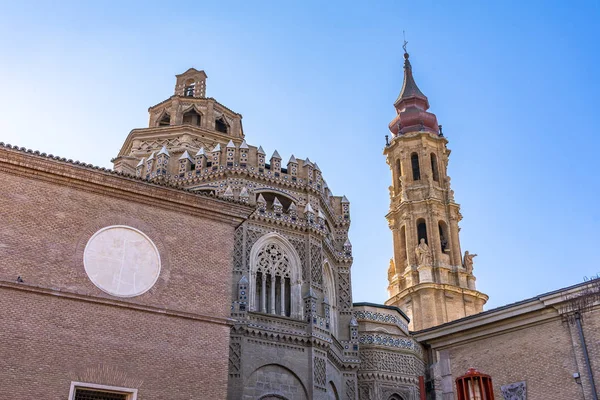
[215,117,228,133]
[249,234,302,319]
[417,218,427,244]
[158,113,170,126]
[323,262,338,337]
[431,153,439,182]
[184,79,195,97]
[183,108,201,126]
[438,221,449,252]
[399,225,407,268]
[411,153,420,181]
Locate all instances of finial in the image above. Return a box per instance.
[438,124,444,137]
[385,135,389,146]
[402,31,409,59]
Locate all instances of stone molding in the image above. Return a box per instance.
[0,280,233,327]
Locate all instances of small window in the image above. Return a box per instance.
[439,221,449,252]
[431,153,439,182]
[69,382,136,400]
[411,153,420,181]
[158,113,170,126]
[183,109,201,126]
[215,117,228,133]
[75,389,128,400]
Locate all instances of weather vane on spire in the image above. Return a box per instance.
[402,30,408,54]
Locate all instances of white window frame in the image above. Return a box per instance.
[68,382,138,400]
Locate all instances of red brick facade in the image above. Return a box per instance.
[0,145,253,399]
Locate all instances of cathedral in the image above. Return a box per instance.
[0,49,598,400]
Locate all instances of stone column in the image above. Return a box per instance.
[270,275,276,314]
[280,278,286,316]
[261,273,267,313]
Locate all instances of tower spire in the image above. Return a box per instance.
[389,47,438,136]
[394,50,429,109]
[383,47,488,330]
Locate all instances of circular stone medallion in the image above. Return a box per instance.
[83,225,161,297]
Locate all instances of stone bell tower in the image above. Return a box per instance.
[384,49,488,331]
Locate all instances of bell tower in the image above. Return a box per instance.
[384,48,488,331]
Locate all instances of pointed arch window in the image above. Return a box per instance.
[249,234,303,319]
[215,117,228,133]
[431,153,439,182]
[183,108,201,126]
[411,153,421,181]
[158,113,170,126]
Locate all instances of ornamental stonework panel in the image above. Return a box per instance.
[358,382,374,400]
[314,357,326,388]
[233,226,243,272]
[359,349,419,375]
[338,270,351,310]
[310,244,323,286]
[290,237,308,281]
[228,340,241,377]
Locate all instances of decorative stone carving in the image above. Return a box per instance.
[228,341,241,376]
[415,239,432,266]
[256,242,291,278]
[345,378,356,400]
[359,349,420,375]
[463,251,477,274]
[310,244,323,286]
[388,258,396,281]
[314,357,326,388]
[358,383,374,400]
[500,381,526,400]
[338,271,351,310]
[353,310,409,332]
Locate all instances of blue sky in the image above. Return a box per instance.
[1,0,599,309]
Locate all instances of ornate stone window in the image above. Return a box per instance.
[249,233,302,319]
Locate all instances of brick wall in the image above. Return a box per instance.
[445,316,586,400]
[0,148,252,399]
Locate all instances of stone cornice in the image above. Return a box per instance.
[116,125,235,158]
[0,280,233,327]
[387,283,489,306]
[412,282,598,348]
[0,144,254,226]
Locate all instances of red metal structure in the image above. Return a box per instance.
[455,368,494,400]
